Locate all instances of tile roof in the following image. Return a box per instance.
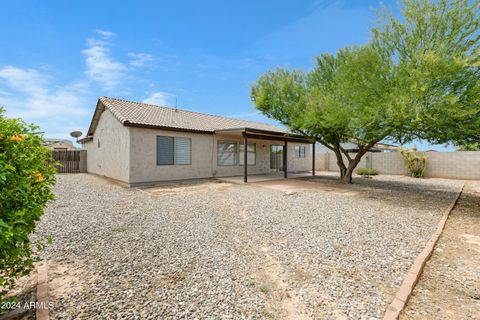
[99,96,284,133]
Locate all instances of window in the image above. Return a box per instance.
[239,143,256,165]
[217,141,237,166]
[174,137,192,165]
[295,145,306,158]
[157,136,174,165]
[156,136,191,165]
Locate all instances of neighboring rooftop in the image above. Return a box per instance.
[44,138,76,150]
[83,97,284,140]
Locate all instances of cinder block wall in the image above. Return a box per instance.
[371,153,407,175]
[424,151,480,179]
[315,151,480,180]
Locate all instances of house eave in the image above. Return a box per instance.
[78,136,93,143]
[123,121,215,135]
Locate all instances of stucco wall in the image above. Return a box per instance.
[287,143,312,172]
[213,135,274,177]
[315,153,328,171]
[128,130,313,184]
[213,136,311,176]
[129,128,214,184]
[82,110,130,183]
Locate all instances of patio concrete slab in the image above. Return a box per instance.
[251,177,359,195]
[217,172,313,184]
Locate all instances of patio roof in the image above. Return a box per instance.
[218,128,316,183]
[215,127,312,144]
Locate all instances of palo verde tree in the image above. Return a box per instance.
[374,0,480,148]
[252,45,405,183]
[251,0,479,183]
[456,142,480,151]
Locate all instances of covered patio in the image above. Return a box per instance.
[217,171,313,184]
[214,127,316,183]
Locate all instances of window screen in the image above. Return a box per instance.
[217,141,237,165]
[239,143,256,165]
[174,137,192,165]
[295,145,306,158]
[157,136,192,165]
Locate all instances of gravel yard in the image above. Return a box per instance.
[32,173,462,319]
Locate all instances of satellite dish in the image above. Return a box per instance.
[70,131,83,141]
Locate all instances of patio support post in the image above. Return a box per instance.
[312,141,316,176]
[283,140,288,179]
[243,133,248,183]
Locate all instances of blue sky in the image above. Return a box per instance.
[0,0,454,150]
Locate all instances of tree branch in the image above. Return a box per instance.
[295,128,336,152]
[339,145,352,162]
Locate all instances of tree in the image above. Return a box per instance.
[373,0,480,146]
[0,108,56,302]
[252,45,406,183]
[456,142,480,151]
[251,0,479,183]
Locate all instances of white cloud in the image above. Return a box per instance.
[0,29,167,140]
[0,66,91,140]
[0,66,48,96]
[82,32,127,92]
[143,92,174,106]
[94,29,116,38]
[128,52,155,67]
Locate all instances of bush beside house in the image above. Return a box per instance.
[0,108,56,303]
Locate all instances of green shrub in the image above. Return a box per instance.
[356,167,379,176]
[0,108,56,302]
[400,147,427,178]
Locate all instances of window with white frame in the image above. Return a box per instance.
[217,141,237,166]
[156,136,192,165]
[295,145,306,158]
[239,143,256,165]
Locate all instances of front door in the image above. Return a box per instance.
[270,145,283,171]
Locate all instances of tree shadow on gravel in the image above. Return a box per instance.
[299,174,461,206]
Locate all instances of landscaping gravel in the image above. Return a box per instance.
[32,173,463,319]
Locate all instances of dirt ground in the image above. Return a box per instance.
[401,181,480,320]
[1,272,36,320]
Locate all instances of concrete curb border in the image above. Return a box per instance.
[36,262,49,320]
[383,182,465,320]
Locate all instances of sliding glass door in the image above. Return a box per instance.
[270,145,283,171]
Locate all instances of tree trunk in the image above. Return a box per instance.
[332,147,347,179]
[340,157,362,184]
[328,139,382,184]
[340,148,371,183]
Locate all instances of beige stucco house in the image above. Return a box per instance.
[80,97,314,186]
